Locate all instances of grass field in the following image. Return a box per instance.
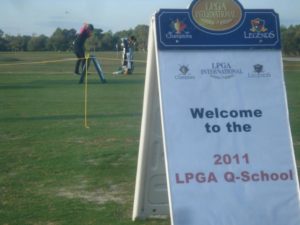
[0,52,299,225]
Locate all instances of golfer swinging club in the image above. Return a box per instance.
[73,23,94,75]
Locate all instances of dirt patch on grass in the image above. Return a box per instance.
[56,182,125,205]
[32,222,57,225]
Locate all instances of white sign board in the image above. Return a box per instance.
[133,0,300,224]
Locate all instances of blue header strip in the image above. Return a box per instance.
[155,0,281,50]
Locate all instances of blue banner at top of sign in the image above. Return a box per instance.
[155,0,281,50]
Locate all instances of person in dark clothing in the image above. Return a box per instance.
[113,36,137,75]
[122,36,136,74]
[74,23,94,75]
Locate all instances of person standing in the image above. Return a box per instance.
[73,23,94,75]
[115,36,136,75]
[123,36,137,74]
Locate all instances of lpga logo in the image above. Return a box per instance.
[200,62,242,79]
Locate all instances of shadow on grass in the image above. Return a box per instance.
[0,112,141,122]
[0,80,77,89]
[108,78,144,85]
[0,56,22,62]
[0,74,144,89]
[0,85,44,90]
[77,77,145,86]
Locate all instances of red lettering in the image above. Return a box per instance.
[196,173,206,183]
[175,173,184,184]
[185,173,194,183]
[208,172,218,183]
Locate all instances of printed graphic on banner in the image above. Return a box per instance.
[175,65,195,80]
[250,18,268,32]
[243,17,276,42]
[165,17,193,44]
[157,50,300,225]
[248,64,272,78]
[156,1,280,49]
[200,62,243,79]
[191,0,243,31]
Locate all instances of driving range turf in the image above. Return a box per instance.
[0,52,299,225]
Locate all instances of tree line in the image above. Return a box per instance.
[0,24,299,55]
[0,24,149,52]
[281,25,300,56]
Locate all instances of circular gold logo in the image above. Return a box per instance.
[192,0,243,32]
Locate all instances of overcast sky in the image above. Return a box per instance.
[1,0,299,36]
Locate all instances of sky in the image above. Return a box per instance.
[1,0,300,36]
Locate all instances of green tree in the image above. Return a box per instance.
[113,29,134,50]
[48,28,76,51]
[281,26,289,55]
[64,28,77,51]
[281,25,300,56]
[6,35,31,51]
[295,25,300,55]
[133,25,149,51]
[86,28,103,51]
[27,35,48,51]
[0,37,8,51]
[101,31,114,50]
[0,30,8,51]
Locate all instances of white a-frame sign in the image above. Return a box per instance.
[133,0,300,224]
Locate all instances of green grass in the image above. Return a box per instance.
[0,52,299,225]
[0,51,169,225]
[285,60,300,164]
